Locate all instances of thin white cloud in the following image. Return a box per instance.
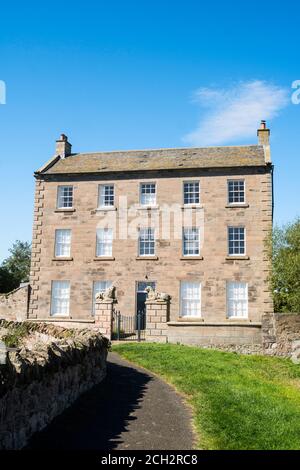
[183,80,288,147]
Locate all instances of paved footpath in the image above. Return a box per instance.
[27,352,195,450]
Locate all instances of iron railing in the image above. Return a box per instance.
[112,310,146,341]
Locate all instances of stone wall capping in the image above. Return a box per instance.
[168,321,262,327]
[145,300,169,305]
[26,318,96,323]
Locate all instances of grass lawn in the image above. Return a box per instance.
[113,343,300,450]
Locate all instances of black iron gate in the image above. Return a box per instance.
[112,309,146,341]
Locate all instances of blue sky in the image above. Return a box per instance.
[0,0,299,261]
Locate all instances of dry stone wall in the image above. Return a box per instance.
[0,284,30,321]
[0,321,109,449]
[262,313,300,363]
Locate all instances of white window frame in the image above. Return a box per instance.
[96,228,113,257]
[54,229,72,258]
[226,282,248,319]
[180,281,201,318]
[228,226,246,256]
[57,185,73,209]
[182,227,200,256]
[228,180,245,205]
[183,181,200,205]
[140,182,156,206]
[50,281,70,317]
[98,184,115,208]
[92,280,112,314]
[138,227,155,256]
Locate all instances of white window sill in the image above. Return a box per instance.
[180,256,203,260]
[181,204,204,210]
[226,317,249,321]
[225,203,249,208]
[50,314,70,318]
[177,317,203,322]
[96,206,117,211]
[137,205,159,210]
[55,208,76,213]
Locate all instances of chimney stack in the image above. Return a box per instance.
[257,121,271,162]
[55,134,72,158]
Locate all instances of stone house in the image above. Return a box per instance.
[27,121,273,345]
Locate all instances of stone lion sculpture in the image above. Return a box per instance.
[145,286,171,302]
[95,285,117,301]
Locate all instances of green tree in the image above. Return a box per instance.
[0,241,31,293]
[0,265,16,293]
[269,218,300,312]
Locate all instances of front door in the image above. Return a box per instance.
[136,281,156,315]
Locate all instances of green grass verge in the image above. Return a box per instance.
[113,342,300,450]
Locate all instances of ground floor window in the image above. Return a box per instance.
[51,281,70,316]
[180,281,201,317]
[226,281,248,318]
[92,280,112,314]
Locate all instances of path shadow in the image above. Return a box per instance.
[25,356,152,450]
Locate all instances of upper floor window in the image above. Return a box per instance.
[228,180,245,204]
[96,228,113,257]
[98,184,114,208]
[138,228,155,256]
[51,281,70,316]
[55,229,71,257]
[183,227,200,256]
[140,183,156,206]
[183,182,200,205]
[92,280,112,314]
[227,282,248,318]
[228,226,245,256]
[57,185,73,209]
[180,281,201,317]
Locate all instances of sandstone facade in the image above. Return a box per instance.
[27,125,274,344]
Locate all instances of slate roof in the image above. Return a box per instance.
[37,145,267,175]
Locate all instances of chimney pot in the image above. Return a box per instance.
[55,133,72,158]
